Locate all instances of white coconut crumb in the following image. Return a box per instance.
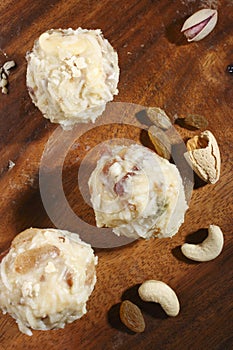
[8,160,15,170]
[45,261,56,273]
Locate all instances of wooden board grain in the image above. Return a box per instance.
[0,0,233,349]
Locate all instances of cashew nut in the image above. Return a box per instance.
[138,280,180,317]
[181,225,224,262]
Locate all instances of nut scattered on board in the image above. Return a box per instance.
[0,60,16,94]
[177,114,209,130]
[138,280,180,317]
[3,60,16,71]
[119,300,145,333]
[146,107,173,130]
[148,125,171,160]
[181,225,224,262]
[181,9,218,42]
[184,130,221,184]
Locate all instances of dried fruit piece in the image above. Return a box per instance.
[65,270,74,288]
[120,300,145,333]
[146,107,172,130]
[102,159,117,175]
[14,245,60,274]
[148,125,171,159]
[178,114,209,130]
[114,170,137,196]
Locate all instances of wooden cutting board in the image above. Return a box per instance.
[0,0,232,349]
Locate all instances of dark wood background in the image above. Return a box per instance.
[0,0,232,349]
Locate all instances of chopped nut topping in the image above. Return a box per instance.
[14,245,60,274]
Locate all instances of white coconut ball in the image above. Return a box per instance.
[88,144,188,239]
[0,228,97,336]
[26,28,119,129]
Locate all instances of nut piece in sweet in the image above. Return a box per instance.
[120,300,145,333]
[181,9,218,42]
[146,107,172,130]
[138,280,180,317]
[14,245,60,274]
[184,130,221,184]
[181,225,224,262]
[148,125,171,160]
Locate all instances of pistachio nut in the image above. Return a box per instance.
[184,130,220,184]
[181,9,218,42]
